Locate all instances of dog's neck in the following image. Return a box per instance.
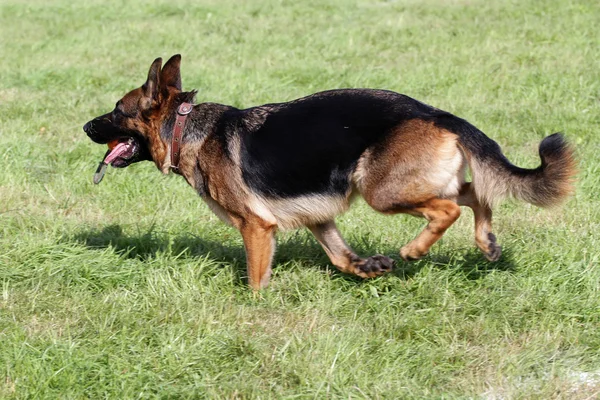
[158,96,237,184]
[156,91,197,173]
[170,102,194,173]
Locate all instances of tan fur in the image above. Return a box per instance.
[120,88,171,173]
[351,148,371,190]
[203,196,235,226]
[457,182,500,260]
[251,194,352,230]
[358,119,466,211]
[308,221,354,270]
[226,130,243,168]
[240,220,277,290]
[468,157,510,207]
[179,135,281,288]
[464,138,577,208]
[399,198,462,260]
[430,132,466,199]
[309,221,393,278]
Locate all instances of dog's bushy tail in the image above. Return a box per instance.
[440,115,577,207]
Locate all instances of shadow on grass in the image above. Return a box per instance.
[393,247,517,281]
[70,224,516,285]
[73,224,244,261]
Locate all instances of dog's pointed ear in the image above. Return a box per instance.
[142,57,162,103]
[160,54,182,94]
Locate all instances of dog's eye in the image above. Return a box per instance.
[113,105,135,119]
[114,107,134,119]
[112,108,124,119]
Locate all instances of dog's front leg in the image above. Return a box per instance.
[309,220,395,278]
[240,220,277,290]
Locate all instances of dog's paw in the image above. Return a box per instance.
[483,233,502,261]
[479,232,502,262]
[400,245,427,261]
[354,255,395,278]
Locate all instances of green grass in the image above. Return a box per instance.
[1,0,599,398]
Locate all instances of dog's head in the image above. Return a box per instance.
[83,55,185,171]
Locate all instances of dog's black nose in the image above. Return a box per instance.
[83,121,91,133]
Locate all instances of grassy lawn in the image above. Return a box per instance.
[1,0,599,398]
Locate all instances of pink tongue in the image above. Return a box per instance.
[103,141,131,165]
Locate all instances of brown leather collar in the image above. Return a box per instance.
[170,102,194,172]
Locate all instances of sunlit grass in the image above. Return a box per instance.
[1,0,599,398]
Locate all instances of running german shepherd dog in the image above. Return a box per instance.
[83,55,576,290]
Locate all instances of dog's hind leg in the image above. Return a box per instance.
[308,221,395,278]
[240,220,277,290]
[457,182,501,261]
[357,120,467,261]
[394,199,461,261]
